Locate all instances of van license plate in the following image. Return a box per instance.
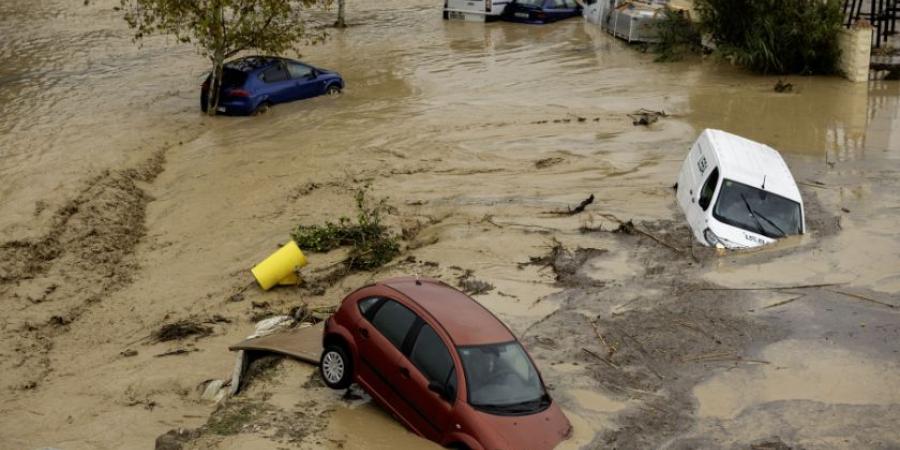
[448,11,465,20]
[515,12,530,18]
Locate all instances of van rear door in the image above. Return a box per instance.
[447,0,490,21]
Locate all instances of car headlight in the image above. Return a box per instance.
[703,228,719,246]
[703,228,726,249]
[703,228,743,249]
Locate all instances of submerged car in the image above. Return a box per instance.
[676,129,805,249]
[320,277,572,450]
[504,0,582,23]
[200,56,343,115]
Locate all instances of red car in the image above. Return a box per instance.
[320,277,572,450]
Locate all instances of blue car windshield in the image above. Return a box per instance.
[713,179,802,238]
[458,342,547,412]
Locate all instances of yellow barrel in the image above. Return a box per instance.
[251,241,308,291]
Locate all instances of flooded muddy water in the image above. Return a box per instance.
[1,0,899,449]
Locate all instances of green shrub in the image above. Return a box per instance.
[695,0,844,74]
[292,187,400,271]
[653,8,703,62]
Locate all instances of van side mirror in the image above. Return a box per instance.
[428,381,452,401]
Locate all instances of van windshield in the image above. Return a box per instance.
[713,179,802,238]
[458,342,549,415]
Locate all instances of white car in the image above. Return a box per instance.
[443,0,510,21]
[676,129,805,249]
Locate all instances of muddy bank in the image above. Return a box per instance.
[0,150,168,392]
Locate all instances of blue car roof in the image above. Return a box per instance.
[225,56,284,72]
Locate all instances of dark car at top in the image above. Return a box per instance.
[200,56,344,116]
[320,276,572,450]
[503,0,581,24]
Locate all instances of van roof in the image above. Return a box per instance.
[701,129,802,203]
[378,277,515,346]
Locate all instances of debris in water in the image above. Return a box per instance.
[155,348,197,357]
[548,194,595,216]
[535,157,565,169]
[524,240,608,286]
[750,437,794,450]
[457,270,495,295]
[155,428,200,450]
[774,79,793,93]
[628,108,668,126]
[153,320,213,342]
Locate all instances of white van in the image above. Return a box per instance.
[676,129,805,249]
[444,0,510,21]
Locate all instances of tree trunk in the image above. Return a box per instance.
[206,1,226,116]
[335,0,347,28]
[206,52,225,116]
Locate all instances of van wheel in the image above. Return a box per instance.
[325,84,341,96]
[320,344,353,389]
[253,102,271,115]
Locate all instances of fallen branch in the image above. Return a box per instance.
[673,319,716,341]
[548,194,595,216]
[582,347,620,369]
[828,289,896,309]
[598,213,684,254]
[695,283,842,292]
[154,348,197,357]
[762,294,805,309]
[590,320,617,358]
[681,351,769,365]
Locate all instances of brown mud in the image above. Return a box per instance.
[2,0,900,449]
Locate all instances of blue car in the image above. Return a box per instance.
[200,56,344,115]
[503,0,581,23]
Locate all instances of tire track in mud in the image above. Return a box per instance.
[0,150,167,391]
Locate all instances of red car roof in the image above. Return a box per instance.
[378,276,515,347]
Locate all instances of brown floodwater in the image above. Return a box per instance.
[1,0,899,449]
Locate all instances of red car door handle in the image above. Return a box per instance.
[357,327,369,339]
[399,366,410,379]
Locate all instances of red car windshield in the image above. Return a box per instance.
[458,342,549,414]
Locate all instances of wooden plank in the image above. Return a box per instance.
[229,322,324,365]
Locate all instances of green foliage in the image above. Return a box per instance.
[653,9,703,62]
[120,0,329,113]
[206,401,265,435]
[694,0,844,74]
[292,187,400,271]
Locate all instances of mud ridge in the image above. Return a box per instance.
[0,149,167,391]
